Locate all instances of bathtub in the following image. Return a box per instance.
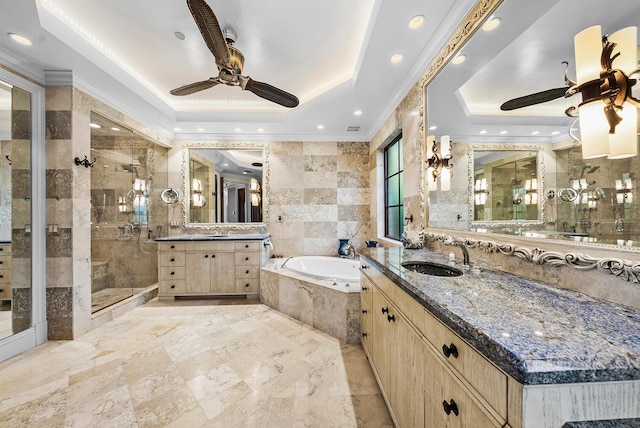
[283,256,361,283]
[260,256,362,344]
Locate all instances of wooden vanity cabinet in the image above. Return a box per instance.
[0,243,11,304]
[360,257,505,428]
[158,239,267,300]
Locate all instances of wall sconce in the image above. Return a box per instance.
[118,196,128,213]
[616,176,633,204]
[250,178,261,207]
[426,134,453,191]
[192,178,204,207]
[474,178,487,205]
[524,178,538,205]
[568,25,639,159]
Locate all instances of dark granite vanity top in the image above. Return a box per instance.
[156,234,270,242]
[361,247,640,386]
[563,420,640,428]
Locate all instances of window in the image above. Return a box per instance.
[384,133,403,240]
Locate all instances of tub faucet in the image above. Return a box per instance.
[343,243,356,259]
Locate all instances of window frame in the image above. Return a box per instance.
[383,133,403,241]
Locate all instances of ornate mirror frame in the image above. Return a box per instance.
[181,141,269,232]
[468,144,546,229]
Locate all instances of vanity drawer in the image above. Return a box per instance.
[0,270,10,284]
[0,285,10,300]
[159,266,185,280]
[361,261,396,299]
[159,252,185,267]
[0,255,11,268]
[159,242,185,252]
[159,280,185,295]
[235,252,260,266]
[235,241,260,251]
[0,244,11,255]
[420,306,507,419]
[236,265,260,279]
[188,241,234,252]
[236,279,259,293]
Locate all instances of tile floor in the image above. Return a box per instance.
[0,298,393,427]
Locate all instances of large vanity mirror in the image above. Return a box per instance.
[182,143,267,228]
[426,0,640,249]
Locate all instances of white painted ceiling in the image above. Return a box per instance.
[429,0,640,144]
[0,0,476,142]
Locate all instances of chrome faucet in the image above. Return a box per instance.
[343,243,356,259]
[445,237,469,267]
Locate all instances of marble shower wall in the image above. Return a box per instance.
[267,141,370,257]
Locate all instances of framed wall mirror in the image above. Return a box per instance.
[469,146,544,227]
[425,0,640,249]
[182,143,267,229]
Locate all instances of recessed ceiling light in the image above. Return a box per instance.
[499,130,508,135]
[551,131,561,135]
[174,127,181,132]
[89,123,101,129]
[482,16,502,32]
[317,125,324,130]
[354,110,363,116]
[110,127,120,131]
[197,127,204,132]
[531,131,540,135]
[479,130,488,134]
[408,15,425,30]
[390,53,404,64]
[174,31,185,40]
[257,128,264,132]
[235,128,242,132]
[429,125,437,130]
[8,33,32,46]
[451,54,466,65]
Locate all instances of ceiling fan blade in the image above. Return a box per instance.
[500,87,569,111]
[187,0,231,68]
[170,78,220,96]
[240,77,299,108]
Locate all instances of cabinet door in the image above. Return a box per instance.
[210,252,236,293]
[185,252,211,293]
[391,310,425,428]
[372,287,394,399]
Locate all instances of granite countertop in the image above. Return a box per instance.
[562,420,640,428]
[156,234,270,242]
[360,247,640,386]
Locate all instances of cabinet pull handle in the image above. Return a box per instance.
[246,270,250,274]
[170,245,175,249]
[362,286,368,291]
[442,399,459,416]
[381,307,389,314]
[170,285,176,289]
[361,264,368,269]
[170,258,175,262]
[245,244,249,248]
[245,283,250,288]
[362,332,368,337]
[0,260,3,264]
[442,343,459,359]
[245,257,249,261]
[212,254,216,258]
[204,255,209,258]
[170,272,175,276]
[0,288,3,292]
[387,314,395,323]
[362,309,367,314]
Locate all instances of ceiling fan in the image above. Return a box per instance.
[170,0,299,108]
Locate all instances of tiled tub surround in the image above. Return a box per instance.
[261,259,361,344]
[361,247,640,426]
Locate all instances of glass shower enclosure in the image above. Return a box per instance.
[90,113,168,313]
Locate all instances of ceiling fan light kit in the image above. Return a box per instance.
[170,0,299,108]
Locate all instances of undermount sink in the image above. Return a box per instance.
[401,261,463,277]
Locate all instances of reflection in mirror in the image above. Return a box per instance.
[187,148,263,224]
[0,80,31,340]
[473,151,538,222]
[426,0,640,249]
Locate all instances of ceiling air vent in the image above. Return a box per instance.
[347,126,360,132]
